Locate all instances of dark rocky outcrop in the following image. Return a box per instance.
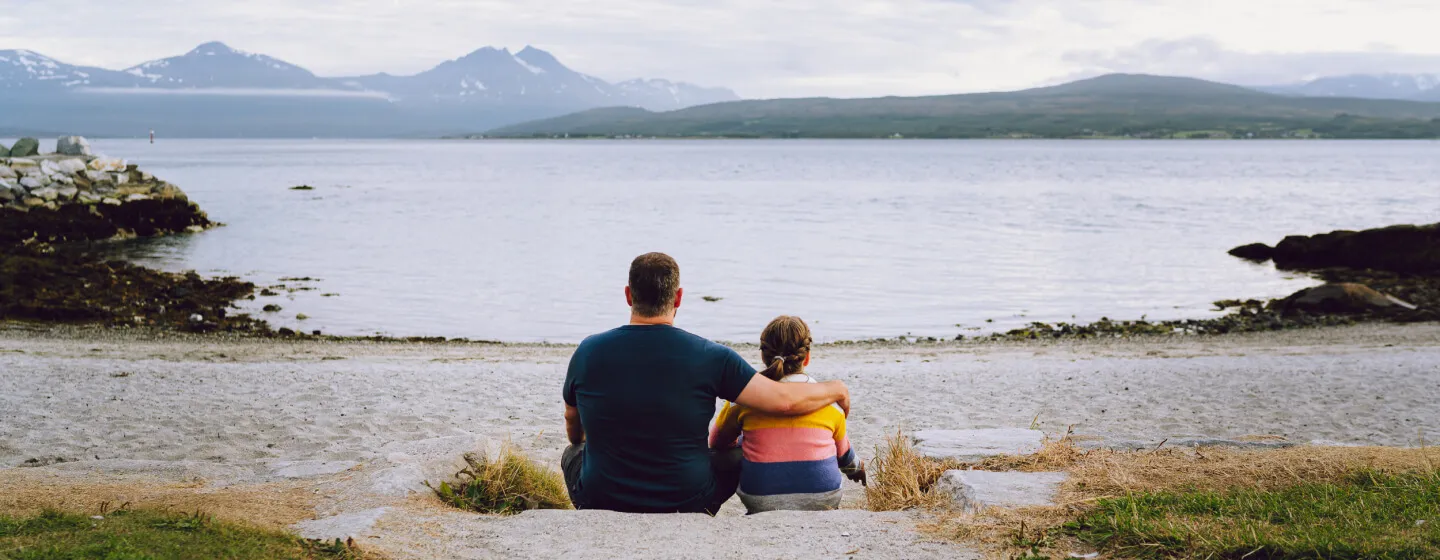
[1231,223,1440,274]
[1,138,268,333]
[1227,242,1274,262]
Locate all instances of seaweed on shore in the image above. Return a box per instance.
[0,243,268,333]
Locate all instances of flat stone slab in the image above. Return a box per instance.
[934,470,1068,513]
[912,429,1045,461]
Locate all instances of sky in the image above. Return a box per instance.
[4,0,1440,99]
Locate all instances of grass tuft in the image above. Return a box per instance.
[865,431,958,511]
[427,443,572,515]
[0,508,368,559]
[1064,469,1440,559]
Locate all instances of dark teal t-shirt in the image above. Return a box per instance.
[563,324,757,512]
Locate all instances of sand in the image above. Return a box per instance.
[2,322,1439,558]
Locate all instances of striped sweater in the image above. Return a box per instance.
[708,373,859,513]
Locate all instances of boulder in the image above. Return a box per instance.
[9,137,40,157]
[18,177,42,190]
[1282,283,1417,315]
[56,136,92,156]
[1270,224,1440,274]
[55,158,88,174]
[83,169,111,183]
[9,159,38,171]
[934,470,1068,513]
[55,186,79,200]
[0,188,12,203]
[913,429,1046,461]
[0,142,9,157]
[1228,242,1274,262]
[32,187,60,201]
[39,159,61,175]
[153,183,186,200]
[0,166,15,179]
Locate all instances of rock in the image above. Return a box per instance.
[113,173,129,185]
[1269,224,1440,274]
[40,159,61,175]
[189,313,204,323]
[9,137,39,157]
[296,313,310,320]
[52,175,73,186]
[934,470,1068,513]
[9,159,38,172]
[0,189,12,203]
[22,197,45,208]
[153,183,186,200]
[185,225,205,233]
[116,184,152,197]
[1228,242,1274,262]
[101,197,121,206]
[55,158,88,174]
[0,166,15,179]
[56,136,92,156]
[83,169,111,183]
[1282,283,1417,315]
[125,194,151,202]
[262,304,283,313]
[55,186,78,201]
[912,429,1046,461]
[89,157,126,171]
[31,188,59,202]
[18,176,42,190]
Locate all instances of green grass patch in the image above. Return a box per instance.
[0,509,363,559]
[1064,470,1440,559]
[426,443,572,515]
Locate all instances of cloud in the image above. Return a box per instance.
[4,0,1440,98]
[1066,37,1440,85]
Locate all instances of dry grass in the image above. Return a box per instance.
[915,435,1440,559]
[427,442,572,515]
[0,470,318,531]
[864,431,960,511]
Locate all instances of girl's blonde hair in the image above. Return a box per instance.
[759,315,812,381]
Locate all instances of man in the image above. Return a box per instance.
[561,252,850,515]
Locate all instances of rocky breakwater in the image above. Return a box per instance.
[0,136,266,333]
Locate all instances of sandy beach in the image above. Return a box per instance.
[3,322,1439,558]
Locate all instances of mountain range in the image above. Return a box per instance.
[1259,74,1440,101]
[0,42,739,137]
[6,42,1440,138]
[488,74,1440,139]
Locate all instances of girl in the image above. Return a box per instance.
[709,316,864,513]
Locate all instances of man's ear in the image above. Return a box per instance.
[674,287,684,309]
[625,286,633,307]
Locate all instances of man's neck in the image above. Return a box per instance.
[629,314,675,327]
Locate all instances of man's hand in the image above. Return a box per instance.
[736,376,849,417]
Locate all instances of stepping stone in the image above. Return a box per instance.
[934,470,1068,513]
[912,429,1045,461]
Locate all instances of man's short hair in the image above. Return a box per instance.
[629,252,680,318]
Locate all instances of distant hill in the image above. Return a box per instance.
[487,74,1440,139]
[0,42,739,137]
[1258,73,1440,101]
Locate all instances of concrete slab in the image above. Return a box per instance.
[912,429,1045,461]
[934,470,1068,513]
